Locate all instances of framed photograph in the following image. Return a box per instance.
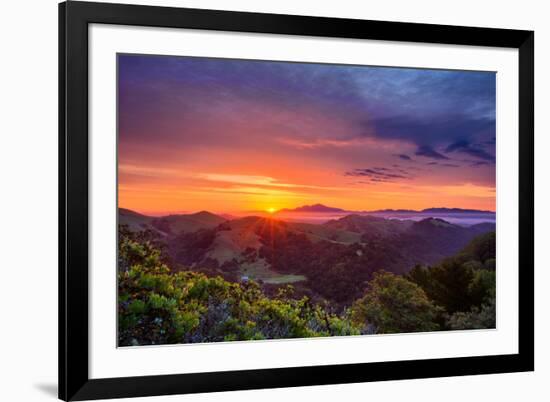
[59,1,534,400]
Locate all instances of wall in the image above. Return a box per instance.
[0,0,546,401]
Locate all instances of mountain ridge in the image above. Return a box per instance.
[278,204,495,214]
[279,204,346,213]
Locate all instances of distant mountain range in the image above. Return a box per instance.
[280,204,346,213]
[278,204,495,215]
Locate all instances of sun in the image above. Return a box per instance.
[266,207,277,214]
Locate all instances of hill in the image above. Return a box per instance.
[286,221,362,244]
[420,207,495,214]
[324,214,413,238]
[119,209,496,304]
[118,208,227,235]
[166,216,362,285]
[151,211,227,234]
[323,215,495,274]
[119,208,154,232]
[280,203,347,213]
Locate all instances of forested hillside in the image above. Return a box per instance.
[119,209,495,306]
[118,226,496,346]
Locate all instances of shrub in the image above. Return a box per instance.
[350,271,443,334]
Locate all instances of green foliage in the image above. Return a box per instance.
[447,297,496,330]
[457,231,496,264]
[118,226,496,345]
[118,228,360,346]
[413,258,475,314]
[118,224,169,273]
[447,261,496,330]
[468,269,496,306]
[407,232,496,315]
[484,258,496,270]
[349,271,443,334]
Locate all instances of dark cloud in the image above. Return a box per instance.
[345,166,414,183]
[366,115,495,150]
[445,139,469,153]
[461,148,495,161]
[425,161,461,168]
[415,145,449,160]
[345,168,407,179]
[470,161,490,167]
[445,140,495,162]
[394,154,412,161]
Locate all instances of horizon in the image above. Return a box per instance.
[118,54,496,215]
[120,203,496,218]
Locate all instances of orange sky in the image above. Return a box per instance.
[118,54,496,216]
[118,154,496,215]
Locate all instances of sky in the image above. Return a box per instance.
[118,54,496,216]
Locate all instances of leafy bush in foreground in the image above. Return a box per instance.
[447,298,496,330]
[118,232,359,346]
[350,271,443,334]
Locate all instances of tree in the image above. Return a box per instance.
[423,258,475,314]
[458,231,495,264]
[350,271,443,334]
[407,232,496,315]
[468,269,496,307]
[447,268,496,330]
[447,298,495,330]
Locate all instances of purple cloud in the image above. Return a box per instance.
[445,140,495,162]
[415,145,449,160]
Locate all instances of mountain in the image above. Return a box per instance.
[286,221,362,244]
[420,207,495,214]
[367,208,417,214]
[324,214,414,237]
[277,204,495,217]
[324,215,495,274]
[119,208,154,232]
[119,208,227,235]
[280,204,347,213]
[470,222,498,232]
[368,207,494,214]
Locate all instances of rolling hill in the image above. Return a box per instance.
[324,214,495,272]
[119,208,495,301]
[280,204,347,213]
[151,211,227,234]
[324,214,414,238]
[119,208,154,232]
[119,208,227,235]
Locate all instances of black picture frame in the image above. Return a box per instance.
[59,1,534,400]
